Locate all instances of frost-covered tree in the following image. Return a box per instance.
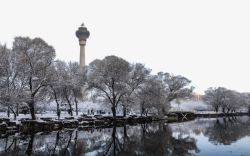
[203,87,244,113]
[87,56,193,118]
[241,93,250,113]
[0,44,15,112]
[137,76,169,116]
[203,87,227,112]
[68,62,87,115]
[157,72,194,114]
[223,90,241,113]
[87,56,131,120]
[121,63,151,117]
[0,44,26,119]
[12,37,55,120]
[47,60,67,118]
[49,60,87,117]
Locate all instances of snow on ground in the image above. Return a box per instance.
[0,100,227,119]
[0,100,122,119]
[41,101,109,113]
[170,100,209,112]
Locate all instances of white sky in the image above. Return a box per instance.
[1,0,250,94]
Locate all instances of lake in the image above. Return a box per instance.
[0,116,250,156]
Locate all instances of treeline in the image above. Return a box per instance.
[203,87,250,113]
[0,36,194,120]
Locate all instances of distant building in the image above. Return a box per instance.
[192,92,203,101]
[76,23,90,68]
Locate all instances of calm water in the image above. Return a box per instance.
[0,116,250,156]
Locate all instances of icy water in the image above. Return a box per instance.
[0,116,250,156]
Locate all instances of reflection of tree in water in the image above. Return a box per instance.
[0,130,88,156]
[96,126,125,156]
[1,117,250,155]
[97,123,199,156]
[0,135,23,156]
[0,123,199,156]
[204,116,250,145]
[138,124,199,156]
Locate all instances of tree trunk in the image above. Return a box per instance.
[64,131,73,153]
[74,130,78,152]
[74,96,78,116]
[111,106,116,122]
[16,104,19,116]
[215,107,218,112]
[112,126,117,155]
[141,103,145,116]
[4,136,8,151]
[7,107,10,118]
[222,107,225,113]
[160,106,167,117]
[13,138,17,151]
[123,125,128,150]
[68,103,73,116]
[9,107,17,120]
[65,94,73,116]
[57,103,61,120]
[123,105,126,117]
[123,125,128,139]
[141,124,146,139]
[52,131,60,155]
[29,98,36,120]
[51,86,60,119]
[74,130,78,142]
[26,133,35,156]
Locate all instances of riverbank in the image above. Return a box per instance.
[195,112,249,118]
[0,112,249,134]
[1,115,249,156]
[0,115,161,134]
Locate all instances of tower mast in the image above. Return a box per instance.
[75,23,90,67]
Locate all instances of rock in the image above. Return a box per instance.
[94,120,105,126]
[62,120,79,128]
[79,121,89,126]
[94,115,104,120]
[7,126,18,131]
[65,117,75,120]
[0,122,7,132]
[8,121,17,127]
[40,117,53,121]
[20,120,54,133]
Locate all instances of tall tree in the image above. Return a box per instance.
[223,90,241,113]
[0,44,25,119]
[12,37,55,120]
[157,72,194,114]
[68,62,87,116]
[49,60,87,117]
[121,63,151,117]
[87,55,131,120]
[203,87,243,113]
[47,60,67,119]
[137,76,169,116]
[241,93,250,113]
[203,87,227,112]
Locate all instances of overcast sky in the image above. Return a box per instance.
[1,0,250,94]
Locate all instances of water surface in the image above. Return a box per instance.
[0,116,250,156]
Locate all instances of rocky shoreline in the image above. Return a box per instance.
[0,115,162,134]
[195,112,249,118]
[0,112,249,135]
